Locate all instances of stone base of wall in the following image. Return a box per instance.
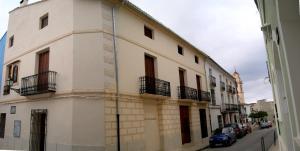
[105,94,210,151]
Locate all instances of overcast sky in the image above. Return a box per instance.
[0,0,273,103]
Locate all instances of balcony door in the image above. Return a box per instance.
[180,106,191,144]
[38,51,49,91]
[145,55,155,94]
[196,75,201,100]
[179,69,186,98]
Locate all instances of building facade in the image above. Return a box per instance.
[0,0,228,151]
[0,33,6,89]
[251,99,275,122]
[205,58,240,131]
[233,71,247,123]
[255,0,300,150]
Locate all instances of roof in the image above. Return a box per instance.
[208,57,236,81]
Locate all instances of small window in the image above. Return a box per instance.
[144,26,153,39]
[178,45,183,55]
[195,56,199,64]
[9,36,14,47]
[0,113,6,138]
[40,14,48,29]
[10,106,16,114]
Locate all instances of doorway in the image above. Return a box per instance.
[180,106,191,144]
[179,69,186,99]
[144,55,156,94]
[29,109,47,151]
[199,109,208,138]
[38,51,49,91]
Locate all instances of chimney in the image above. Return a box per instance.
[20,0,29,7]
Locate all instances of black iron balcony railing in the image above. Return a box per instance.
[20,71,57,96]
[227,85,233,93]
[199,91,211,102]
[178,86,198,101]
[220,81,226,91]
[210,75,216,87]
[139,76,171,97]
[224,103,239,112]
[3,85,10,95]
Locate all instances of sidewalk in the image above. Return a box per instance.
[268,140,279,151]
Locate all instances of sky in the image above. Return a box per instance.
[0,0,273,103]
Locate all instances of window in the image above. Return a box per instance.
[195,56,199,64]
[40,14,48,29]
[144,26,153,39]
[0,113,6,138]
[9,35,14,47]
[13,120,21,138]
[7,62,19,83]
[178,45,183,55]
[10,106,16,114]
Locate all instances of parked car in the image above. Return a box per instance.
[242,123,252,133]
[267,121,273,127]
[224,123,245,138]
[209,127,237,147]
[238,123,248,136]
[260,122,269,129]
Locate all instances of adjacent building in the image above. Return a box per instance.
[255,0,300,150]
[205,58,240,131]
[251,99,275,122]
[0,33,6,89]
[233,71,247,123]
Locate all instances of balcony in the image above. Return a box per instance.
[20,71,57,96]
[223,104,239,112]
[210,75,216,87]
[220,81,226,91]
[139,76,171,97]
[199,91,211,102]
[178,86,198,101]
[227,85,233,93]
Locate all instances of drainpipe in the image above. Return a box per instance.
[112,5,120,151]
[204,58,213,134]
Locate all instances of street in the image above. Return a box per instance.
[202,128,277,151]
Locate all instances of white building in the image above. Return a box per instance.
[0,0,224,151]
[205,58,240,131]
[255,0,300,150]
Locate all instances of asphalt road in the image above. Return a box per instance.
[202,127,277,151]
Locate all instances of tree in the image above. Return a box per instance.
[248,111,268,121]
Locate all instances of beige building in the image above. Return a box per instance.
[255,0,300,150]
[0,0,227,151]
[251,99,275,122]
[233,71,246,123]
[205,59,240,131]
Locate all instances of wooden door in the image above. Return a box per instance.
[199,109,208,138]
[180,106,191,144]
[29,110,47,151]
[179,70,186,98]
[38,51,49,90]
[144,55,155,94]
[196,75,201,100]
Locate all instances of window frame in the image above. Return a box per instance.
[7,61,20,85]
[40,13,49,29]
[178,45,184,55]
[144,25,153,39]
[194,55,199,64]
[9,35,14,48]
